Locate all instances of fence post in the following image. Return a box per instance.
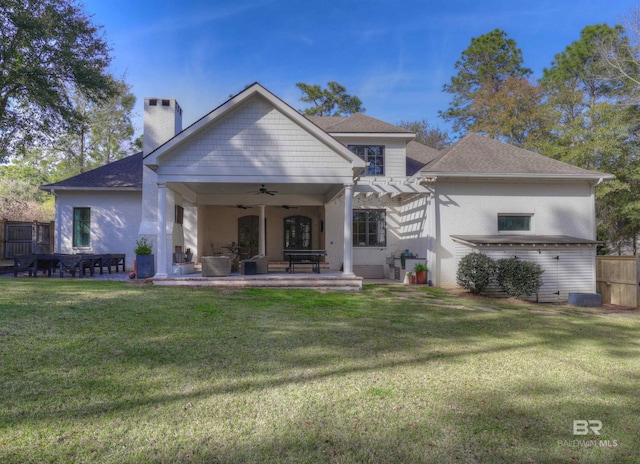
[32,220,38,253]
[636,254,640,308]
[0,219,5,259]
[50,221,55,254]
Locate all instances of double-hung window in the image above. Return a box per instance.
[348,145,384,176]
[73,207,91,247]
[353,210,386,247]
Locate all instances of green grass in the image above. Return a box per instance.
[1,281,639,463]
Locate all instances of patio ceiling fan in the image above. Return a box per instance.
[253,184,278,196]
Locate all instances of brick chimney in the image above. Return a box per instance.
[143,98,183,156]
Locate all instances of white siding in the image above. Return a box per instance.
[436,180,596,287]
[325,191,429,277]
[55,190,142,270]
[161,97,351,173]
[454,245,596,302]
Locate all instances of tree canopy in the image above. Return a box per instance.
[397,119,452,149]
[440,29,532,134]
[296,81,364,116]
[0,0,115,161]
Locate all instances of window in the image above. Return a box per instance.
[175,205,184,225]
[353,210,386,247]
[73,207,91,247]
[498,214,532,232]
[348,145,384,176]
[284,216,311,249]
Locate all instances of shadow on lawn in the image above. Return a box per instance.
[2,283,639,462]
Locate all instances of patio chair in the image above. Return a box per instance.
[201,255,232,277]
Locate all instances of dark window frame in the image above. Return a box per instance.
[175,205,184,225]
[348,145,385,176]
[353,209,387,247]
[284,215,312,250]
[498,214,532,232]
[72,207,91,247]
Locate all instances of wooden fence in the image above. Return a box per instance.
[0,220,55,259]
[596,256,640,307]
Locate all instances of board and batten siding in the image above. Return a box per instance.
[454,244,596,302]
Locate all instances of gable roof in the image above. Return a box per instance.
[406,141,441,176]
[307,113,413,134]
[40,152,143,191]
[145,83,366,173]
[422,133,615,180]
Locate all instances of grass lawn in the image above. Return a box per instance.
[1,280,639,463]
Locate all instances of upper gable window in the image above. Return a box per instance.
[348,145,384,176]
[498,214,532,232]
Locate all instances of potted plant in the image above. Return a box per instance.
[413,263,428,284]
[134,237,154,278]
[405,271,416,285]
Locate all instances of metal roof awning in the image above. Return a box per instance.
[451,235,601,246]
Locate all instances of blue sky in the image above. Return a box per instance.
[83,0,637,137]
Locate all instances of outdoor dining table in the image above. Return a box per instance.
[282,249,327,274]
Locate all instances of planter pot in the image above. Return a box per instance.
[409,275,417,285]
[416,270,427,285]
[136,254,155,279]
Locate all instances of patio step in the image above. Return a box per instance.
[152,273,362,291]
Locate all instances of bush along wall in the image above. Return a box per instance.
[495,258,544,298]
[456,253,497,294]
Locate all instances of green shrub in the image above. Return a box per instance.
[134,236,153,255]
[456,253,496,294]
[496,258,543,298]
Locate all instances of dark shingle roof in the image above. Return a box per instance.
[422,133,612,178]
[41,152,143,190]
[307,113,412,134]
[406,141,441,176]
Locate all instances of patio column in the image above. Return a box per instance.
[156,182,168,278]
[342,183,354,276]
[258,204,266,256]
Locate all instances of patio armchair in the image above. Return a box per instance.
[201,255,232,277]
[240,255,268,274]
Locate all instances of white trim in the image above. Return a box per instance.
[327,132,415,141]
[40,187,141,192]
[424,172,614,181]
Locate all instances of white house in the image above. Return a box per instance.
[41,83,614,300]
